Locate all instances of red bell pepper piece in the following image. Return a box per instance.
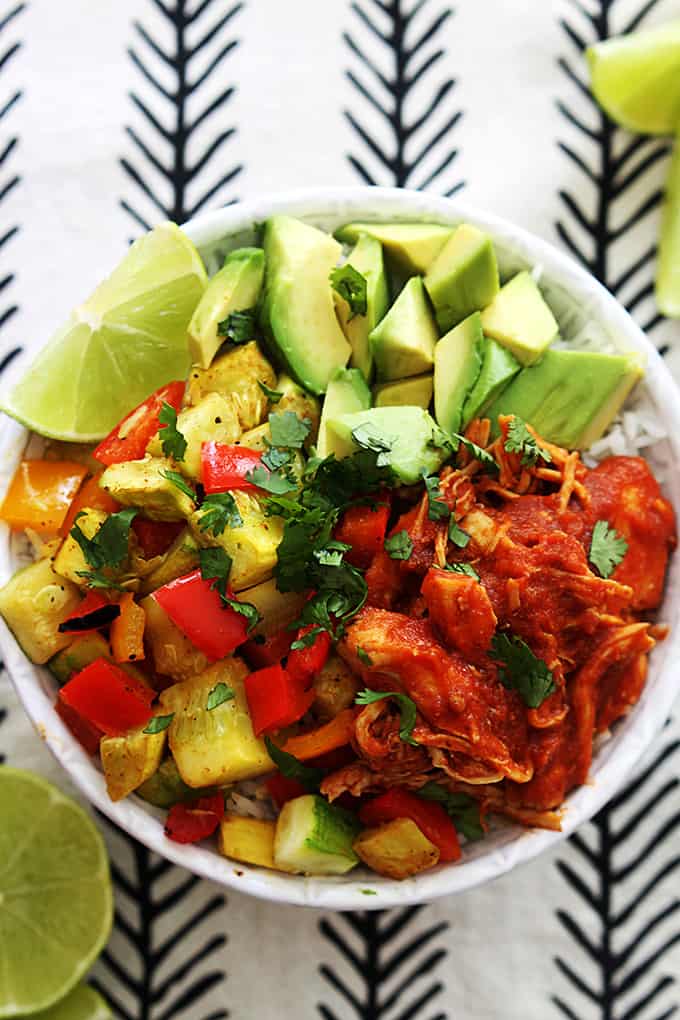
[55,697,104,756]
[165,793,225,844]
[359,788,461,862]
[334,500,391,569]
[286,627,331,683]
[201,441,263,493]
[245,664,315,737]
[59,657,154,737]
[132,518,185,559]
[153,569,249,661]
[93,381,185,465]
[58,590,120,634]
[242,629,294,670]
[265,773,307,809]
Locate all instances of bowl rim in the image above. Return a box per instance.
[2,184,680,911]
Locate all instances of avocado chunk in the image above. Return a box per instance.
[188,247,265,370]
[434,312,484,435]
[326,406,447,484]
[424,224,500,332]
[373,374,433,409]
[317,367,371,459]
[0,558,82,664]
[334,234,389,381]
[260,216,351,394]
[369,277,438,381]
[462,337,521,427]
[335,222,452,275]
[485,349,644,448]
[480,271,558,365]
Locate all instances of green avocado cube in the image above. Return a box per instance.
[434,312,484,436]
[462,336,521,427]
[334,221,452,275]
[188,247,265,370]
[424,223,500,333]
[334,233,389,381]
[373,374,433,409]
[369,277,438,382]
[317,367,371,459]
[327,406,447,484]
[480,271,558,365]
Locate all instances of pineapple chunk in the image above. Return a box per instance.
[159,659,273,787]
[141,593,210,682]
[186,342,275,430]
[219,814,278,869]
[140,528,200,595]
[99,457,195,521]
[53,508,110,586]
[100,724,166,801]
[353,818,440,879]
[0,558,81,664]
[190,491,283,591]
[147,393,241,479]
[240,577,306,638]
[276,374,320,444]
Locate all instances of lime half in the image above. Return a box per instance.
[1,223,207,442]
[587,20,680,134]
[0,768,113,1017]
[29,985,110,1020]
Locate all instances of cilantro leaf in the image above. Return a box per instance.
[217,308,256,344]
[198,492,243,537]
[160,469,196,502]
[423,473,450,522]
[448,517,470,549]
[443,562,480,580]
[290,625,325,651]
[143,713,174,734]
[330,263,368,319]
[356,646,373,666]
[258,379,282,403]
[293,561,368,643]
[207,682,235,711]
[70,507,138,572]
[384,530,413,561]
[490,631,556,709]
[589,520,628,579]
[269,411,311,449]
[158,402,187,462]
[504,417,552,467]
[314,539,351,567]
[261,445,293,472]
[220,595,261,632]
[74,570,126,592]
[355,688,418,746]
[417,782,484,841]
[351,424,392,467]
[452,434,499,474]
[199,546,232,601]
[245,463,298,495]
[264,737,325,791]
[307,449,395,505]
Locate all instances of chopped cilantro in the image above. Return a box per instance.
[245,463,298,495]
[453,434,499,474]
[198,546,232,600]
[70,507,138,576]
[217,308,257,344]
[589,520,628,579]
[443,562,480,580]
[258,379,282,403]
[74,570,126,592]
[330,263,368,319]
[355,688,419,746]
[314,540,351,567]
[351,424,393,467]
[143,714,174,735]
[160,469,196,502]
[417,782,484,841]
[206,682,235,711]
[504,417,552,467]
[384,530,413,561]
[158,402,187,462]
[423,473,450,522]
[356,646,373,667]
[360,889,378,896]
[490,631,556,709]
[198,492,244,537]
[220,595,261,632]
[269,411,311,449]
[264,737,325,791]
[448,517,470,549]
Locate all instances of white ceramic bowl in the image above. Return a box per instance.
[2,186,680,911]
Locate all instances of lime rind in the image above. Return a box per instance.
[27,985,111,1020]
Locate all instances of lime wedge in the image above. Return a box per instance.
[28,985,110,1020]
[0,768,113,1017]
[587,20,680,134]
[656,135,680,315]
[1,223,207,442]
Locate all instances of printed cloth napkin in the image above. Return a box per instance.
[1,2,680,1018]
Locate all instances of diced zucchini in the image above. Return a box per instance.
[159,659,273,787]
[353,818,440,879]
[136,757,215,807]
[99,457,195,521]
[190,491,284,591]
[186,342,276,430]
[48,632,111,685]
[141,593,210,683]
[0,558,82,664]
[53,508,110,586]
[139,528,200,595]
[312,655,360,722]
[238,577,306,638]
[219,814,280,869]
[273,794,361,875]
[100,724,166,801]
[147,392,241,479]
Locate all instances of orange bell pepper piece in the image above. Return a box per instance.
[281,708,356,761]
[110,593,146,664]
[59,474,120,538]
[0,460,88,533]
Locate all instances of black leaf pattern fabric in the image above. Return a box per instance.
[0,2,680,1018]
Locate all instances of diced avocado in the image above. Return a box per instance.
[485,349,644,448]
[99,457,195,521]
[260,216,351,394]
[334,234,389,380]
[147,392,240,479]
[0,558,82,664]
[369,277,438,381]
[373,374,433,409]
[273,794,360,875]
[159,658,273,786]
[53,508,113,586]
[434,312,484,435]
[140,528,200,595]
[141,593,210,682]
[48,632,111,685]
[424,223,500,332]
[136,757,216,808]
[480,271,559,365]
[275,374,321,443]
[327,406,447,484]
[188,247,265,370]
[190,491,284,591]
[317,367,372,459]
[100,723,167,802]
[187,341,276,430]
[335,221,452,275]
[462,337,521,426]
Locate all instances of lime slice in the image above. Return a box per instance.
[28,985,110,1020]
[587,20,680,134]
[1,222,207,442]
[0,768,113,1017]
[656,135,680,315]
